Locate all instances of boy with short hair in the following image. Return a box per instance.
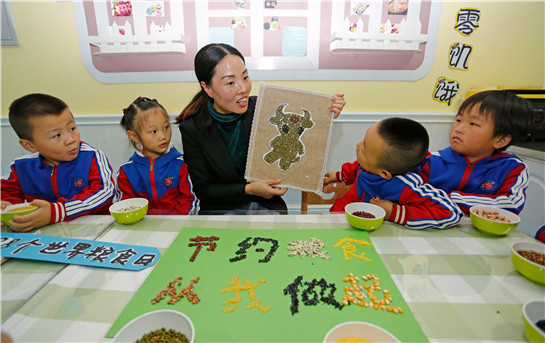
[1,93,115,232]
[420,90,536,214]
[325,117,462,230]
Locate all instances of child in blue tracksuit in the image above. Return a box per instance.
[115,97,199,215]
[1,93,115,231]
[325,117,462,230]
[420,90,536,215]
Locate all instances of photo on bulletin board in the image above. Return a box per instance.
[388,0,409,15]
[72,0,442,83]
[245,84,334,193]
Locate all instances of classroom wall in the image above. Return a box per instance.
[0,1,543,115]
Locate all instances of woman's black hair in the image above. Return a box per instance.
[175,43,245,128]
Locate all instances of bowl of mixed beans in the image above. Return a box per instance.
[469,206,520,236]
[511,241,545,286]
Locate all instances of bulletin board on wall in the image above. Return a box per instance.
[73,0,442,83]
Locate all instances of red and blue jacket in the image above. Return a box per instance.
[331,161,463,229]
[535,225,545,244]
[115,146,199,215]
[1,142,115,223]
[420,147,529,214]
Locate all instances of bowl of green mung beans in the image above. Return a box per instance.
[113,310,194,343]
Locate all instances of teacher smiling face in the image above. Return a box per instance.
[176,43,344,215]
[201,54,252,115]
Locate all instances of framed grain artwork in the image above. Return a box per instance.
[245,84,334,193]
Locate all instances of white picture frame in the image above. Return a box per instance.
[1,1,19,46]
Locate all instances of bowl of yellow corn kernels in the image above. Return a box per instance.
[323,321,400,343]
[1,203,38,226]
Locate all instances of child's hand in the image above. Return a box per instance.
[1,201,12,210]
[1,201,13,227]
[330,93,346,119]
[370,197,393,220]
[8,199,51,232]
[245,179,288,199]
[323,171,338,186]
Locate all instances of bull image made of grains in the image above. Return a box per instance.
[263,104,315,171]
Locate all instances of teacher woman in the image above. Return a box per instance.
[176,43,345,214]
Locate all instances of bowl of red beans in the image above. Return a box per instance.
[469,206,520,236]
[345,202,386,231]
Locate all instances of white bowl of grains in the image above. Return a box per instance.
[109,198,149,225]
[113,309,194,343]
[323,321,400,343]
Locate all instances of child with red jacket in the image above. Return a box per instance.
[325,117,462,230]
[1,94,115,231]
[115,97,199,215]
[420,90,536,215]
